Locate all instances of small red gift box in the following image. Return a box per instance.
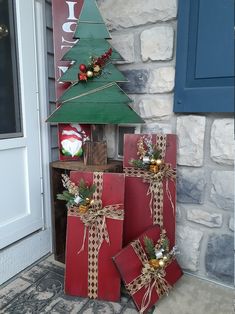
[113,225,183,313]
[123,134,177,246]
[65,171,125,301]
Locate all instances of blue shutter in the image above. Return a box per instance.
[174,0,234,112]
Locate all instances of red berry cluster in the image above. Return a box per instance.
[78,48,113,82]
[95,48,113,67]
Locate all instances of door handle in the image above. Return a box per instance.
[0,24,9,39]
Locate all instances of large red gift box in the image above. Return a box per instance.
[65,171,125,301]
[113,225,183,313]
[123,134,177,246]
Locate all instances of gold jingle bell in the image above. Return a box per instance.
[150,158,156,165]
[85,197,90,205]
[149,164,159,174]
[163,255,169,262]
[78,204,88,214]
[149,259,160,269]
[156,159,162,166]
[86,70,94,78]
[158,259,165,268]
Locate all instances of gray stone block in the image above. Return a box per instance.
[141,122,173,134]
[210,171,234,211]
[138,95,173,120]
[98,0,177,29]
[176,205,184,223]
[176,225,203,271]
[229,217,234,232]
[108,33,135,63]
[177,115,206,166]
[149,67,175,93]
[186,208,223,228]
[120,70,149,94]
[205,234,234,284]
[210,119,234,165]
[177,168,206,204]
[141,26,174,61]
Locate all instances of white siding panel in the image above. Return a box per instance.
[45,1,58,158]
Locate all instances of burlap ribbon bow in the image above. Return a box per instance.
[78,200,124,254]
[126,240,172,314]
[68,172,124,299]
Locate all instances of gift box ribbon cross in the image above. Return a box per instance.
[126,239,172,314]
[68,172,124,299]
[124,134,176,227]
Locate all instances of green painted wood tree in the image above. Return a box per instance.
[47,0,144,125]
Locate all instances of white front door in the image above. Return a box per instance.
[0,0,51,284]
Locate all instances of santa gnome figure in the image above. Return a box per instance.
[59,124,90,160]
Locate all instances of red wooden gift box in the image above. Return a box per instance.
[65,171,125,301]
[123,134,177,246]
[113,225,183,313]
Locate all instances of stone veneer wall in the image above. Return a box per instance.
[97,0,234,286]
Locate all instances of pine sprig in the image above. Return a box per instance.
[161,237,169,251]
[144,236,156,260]
[152,147,162,160]
[57,191,76,207]
[130,159,148,170]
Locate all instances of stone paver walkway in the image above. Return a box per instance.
[0,255,233,314]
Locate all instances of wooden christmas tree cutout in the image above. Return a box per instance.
[47,0,144,165]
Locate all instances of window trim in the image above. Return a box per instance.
[116,124,141,160]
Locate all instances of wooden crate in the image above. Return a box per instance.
[83,141,108,165]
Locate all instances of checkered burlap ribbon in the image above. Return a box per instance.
[124,135,176,227]
[126,240,172,314]
[68,172,124,299]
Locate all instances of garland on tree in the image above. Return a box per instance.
[78,48,113,81]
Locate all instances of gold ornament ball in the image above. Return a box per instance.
[163,255,168,262]
[149,259,160,269]
[150,158,156,165]
[85,197,90,204]
[90,199,95,205]
[159,259,165,268]
[156,159,162,166]
[78,205,88,214]
[86,70,94,78]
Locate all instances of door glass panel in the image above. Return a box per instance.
[0,0,22,138]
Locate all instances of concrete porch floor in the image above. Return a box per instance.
[0,255,233,314]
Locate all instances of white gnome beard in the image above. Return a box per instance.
[61,138,82,157]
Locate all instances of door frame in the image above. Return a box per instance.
[0,0,52,285]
